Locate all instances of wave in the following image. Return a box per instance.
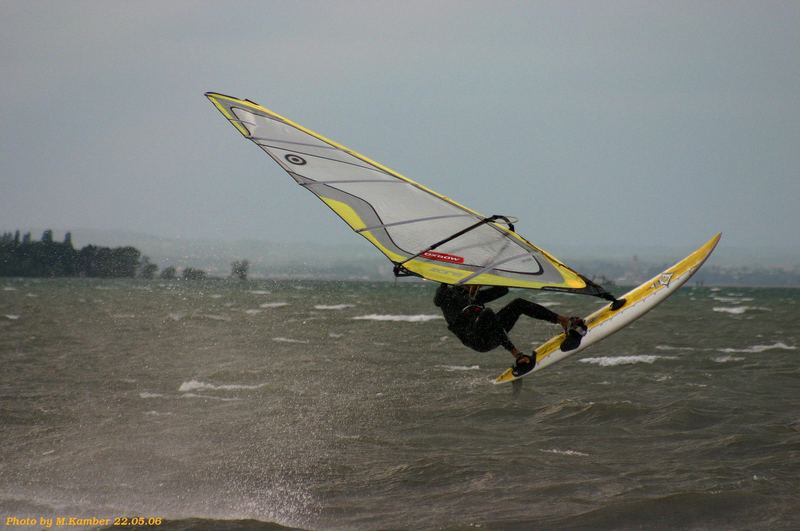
[139,392,165,398]
[436,364,481,372]
[260,302,289,309]
[314,304,354,310]
[272,337,310,344]
[713,306,771,315]
[540,448,589,457]
[201,314,232,322]
[249,290,271,295]
[179,393,241,401]
[244,309,263,315]
[712,296,754,303]
[717,342,796,353]
[713,355,746,363]
[2,286,17,291]
[655,345,696,352]
[579,355,678,367]
[352,314,442,322]
[179,380,268,392]
[166,312,185,321]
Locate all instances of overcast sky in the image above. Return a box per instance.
[2,1,798,255]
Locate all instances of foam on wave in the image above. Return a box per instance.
[579,355,678,367]
[352,314,442,322]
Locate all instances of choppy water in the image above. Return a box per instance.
[1,279,799,530]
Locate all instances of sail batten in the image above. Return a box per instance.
[206,92,607,295]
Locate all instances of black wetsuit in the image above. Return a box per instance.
[434,284,560,353]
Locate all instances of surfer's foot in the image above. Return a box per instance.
[558,316,587,336]
[511,352,536,377]
[568,317,587,336]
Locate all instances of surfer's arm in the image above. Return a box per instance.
[475,286,509,305]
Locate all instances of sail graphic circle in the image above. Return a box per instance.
[284,154,307,165]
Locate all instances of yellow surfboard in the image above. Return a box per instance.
[494,233,722,384]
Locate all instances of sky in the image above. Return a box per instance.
[2,1,799,258]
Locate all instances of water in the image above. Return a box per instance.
[1,279,799,530]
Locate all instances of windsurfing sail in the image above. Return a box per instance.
[206,92,613,298]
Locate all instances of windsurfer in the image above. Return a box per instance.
[434,284,586,376]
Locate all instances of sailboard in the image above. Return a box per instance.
[494,233,722,384]
[205,92,618,301]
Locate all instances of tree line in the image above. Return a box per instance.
[0,230,250,279]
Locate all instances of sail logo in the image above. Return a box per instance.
[652,272,673,289]
[284,154,307,165]
[422,251,464,264]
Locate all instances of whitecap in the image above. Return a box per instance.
[328,332,344,338]
[540,449,589,457]
[713,296,754,303]
[249,290,271,295]
[139,392,165,399]
[314,304,355,310]
[208,294,223,299]
[168,312,185,321]
[713,306,771,315]
[179,380,268,392]
[2,286,17,291]
[579,355,677,366]
[713,355,745,363]
[656,345,695,352]
[717,342,796,354]
[260,302,289,309]
[4,315,20,320]
[352,314,442,322]
[436,364,481,372]
[180,393,241,402]
[201,314,232,321]
[244,309,262,315]
[272,337,310,344]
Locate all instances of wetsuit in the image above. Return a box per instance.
[434,284,560,353]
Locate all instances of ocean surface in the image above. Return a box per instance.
[1,279,798,530]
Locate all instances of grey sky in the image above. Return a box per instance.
[2,1,798,256]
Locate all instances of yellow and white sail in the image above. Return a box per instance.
[206,92,609,296]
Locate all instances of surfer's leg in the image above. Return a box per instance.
[496,298,559,332]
